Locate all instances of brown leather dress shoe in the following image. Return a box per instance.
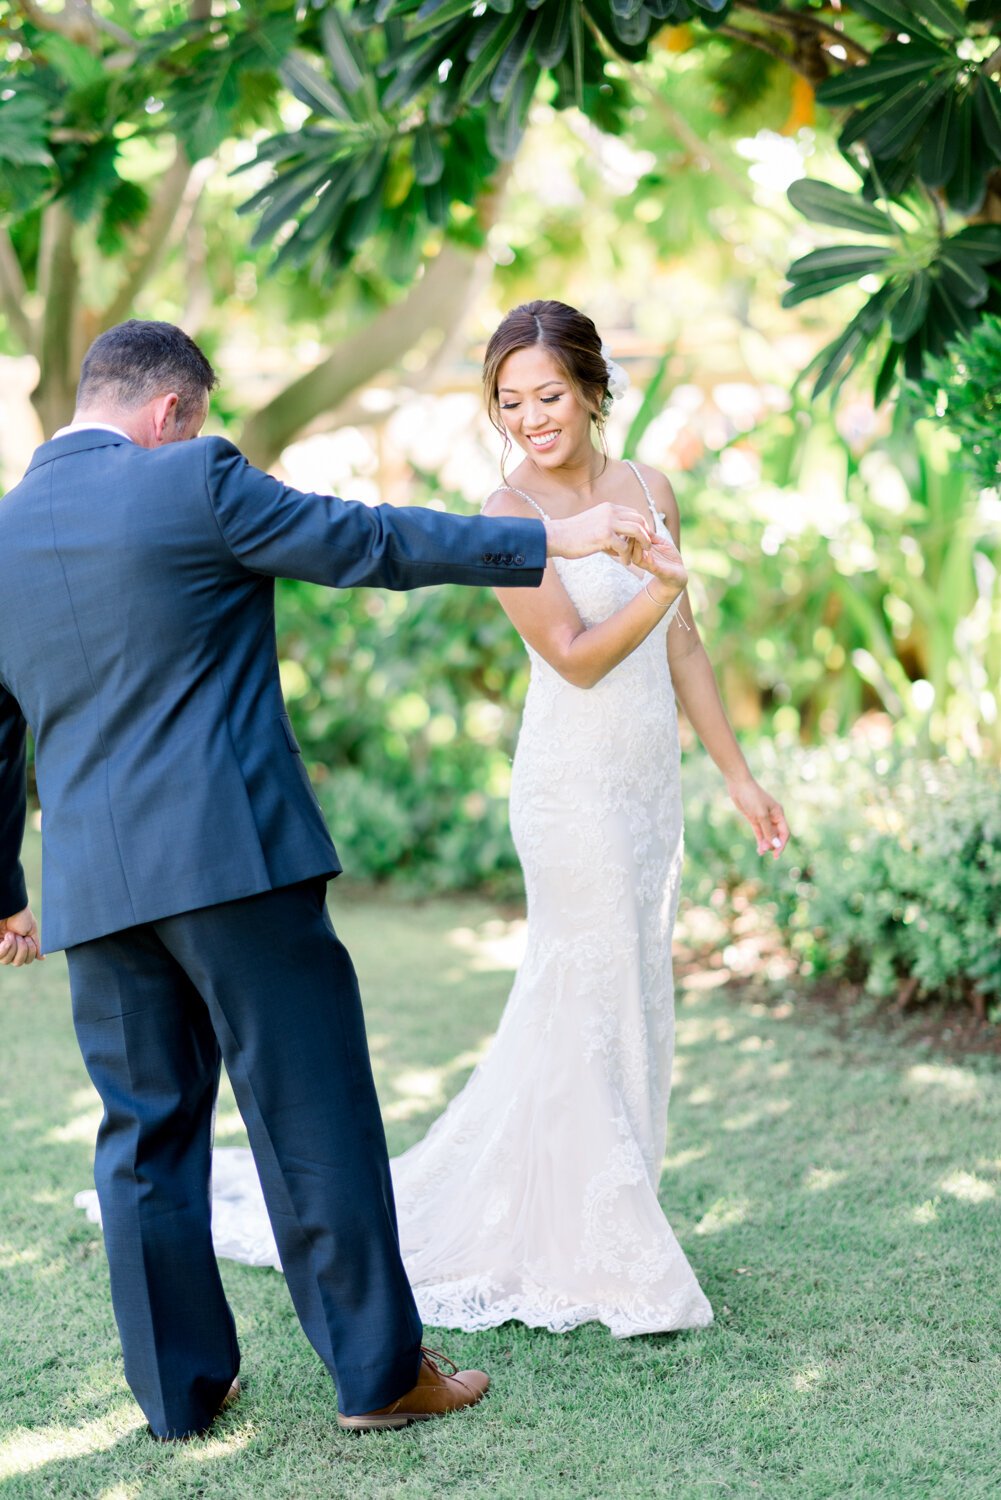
[338,1348,489,1432]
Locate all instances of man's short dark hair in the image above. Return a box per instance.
[77,320,218,426]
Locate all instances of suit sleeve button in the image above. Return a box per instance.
[514,554,525,565]
[482,552,494,563]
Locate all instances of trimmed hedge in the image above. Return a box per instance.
[682,743,1001,1018]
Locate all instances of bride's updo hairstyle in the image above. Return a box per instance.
[482,300,611,456]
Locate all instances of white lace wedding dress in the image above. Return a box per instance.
[76,462,713,1338]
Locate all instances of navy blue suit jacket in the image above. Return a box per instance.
[0,430,545,950]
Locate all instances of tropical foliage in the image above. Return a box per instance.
[683,741,1001,1016]
[2,0,1001,431]
[920,312,1001,490]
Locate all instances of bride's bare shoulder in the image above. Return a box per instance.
[627,460,680,528]
[482,485,542,519]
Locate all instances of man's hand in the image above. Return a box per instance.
[727,778,790,859]
[0,906,43,966]
[544,503,652,565]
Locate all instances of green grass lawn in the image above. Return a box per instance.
[1,831,1000,1499]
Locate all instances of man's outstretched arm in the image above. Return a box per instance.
[0,685,39,966]
[204,440,651,590]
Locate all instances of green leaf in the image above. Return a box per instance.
[846,0,937,41]
[787,245,895,279]
[890,271,930,342]
[874,339,900,404]
[0,94,54,169]
[343,160,390,249]
[320,9,366,97]
[411,0,476,38]
[782,273,887,308]
[489,14,543,105]
[623,346,673,461]
[974,75,1001,162]
[918,84,958,188]
[281,53,352,122]
[937,252,990,309]
[943,225,1001,266]
[460,14,521,103]
[808,285,894,398]
[38,34,106,90]
[412,121,445,184]
[910,0,966,38]
[816,42,946,108]
[536,0,572,69]
[786,180,895,237]
[945,94,986,215]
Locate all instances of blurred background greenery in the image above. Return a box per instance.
[2,0,1000,1016]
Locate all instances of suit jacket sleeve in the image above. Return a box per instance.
[0,685,28,917]
[204,438,547,589]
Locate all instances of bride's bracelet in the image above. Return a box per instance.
[643,579,676,610]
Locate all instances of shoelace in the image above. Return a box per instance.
[420,1345,459,1377]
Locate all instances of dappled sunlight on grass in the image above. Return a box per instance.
[384,1041,492,1123]
[0,1406,144,1481]
[791,1365,825,1394]
[737,1034,776,1053]
[905,1063,983,1101]
[176,1427,252,1461]
[939,1171,996,1204]
[45,1105,102,1145]
[446,917,526,974]
[0,1242,42,1268]
[687,1085,715,1106]
[662,1146,709,1171]
[722,1099,791,1131]
[675,1013,737,1046]
[802,1168,847,1193]
[911,1200,939,1225]
[694,1196,750,1236]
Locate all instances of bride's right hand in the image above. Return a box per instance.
[636,534,688,601]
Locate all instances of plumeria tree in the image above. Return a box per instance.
[1,0,1000,449]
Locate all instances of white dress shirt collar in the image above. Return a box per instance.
[50,421,133,442]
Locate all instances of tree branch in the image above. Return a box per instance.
[239,239,489,470]
[732,1,871,65]
[12,0,132,51]
[99,147,199,328]
[0,227,34,353]
[715,23,816,78]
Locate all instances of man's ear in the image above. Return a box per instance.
[150,392,179,445]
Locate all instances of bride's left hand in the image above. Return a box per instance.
[634,534,688,595]
[726,776,790,858]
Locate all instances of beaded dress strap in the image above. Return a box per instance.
[624,460,661,528]
[495,485,550,521]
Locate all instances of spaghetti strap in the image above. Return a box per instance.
[494,485,551,522]
[624,460,661,528]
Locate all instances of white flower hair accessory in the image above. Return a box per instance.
[600,341,629,417]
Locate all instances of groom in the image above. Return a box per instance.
[0,320,651,1439]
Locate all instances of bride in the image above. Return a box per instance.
[390,301,788,1337]
[77,300,788,1338]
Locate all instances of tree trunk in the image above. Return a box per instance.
[239,241,486,469]
[32,203,82,435]
[239,169,511,469]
